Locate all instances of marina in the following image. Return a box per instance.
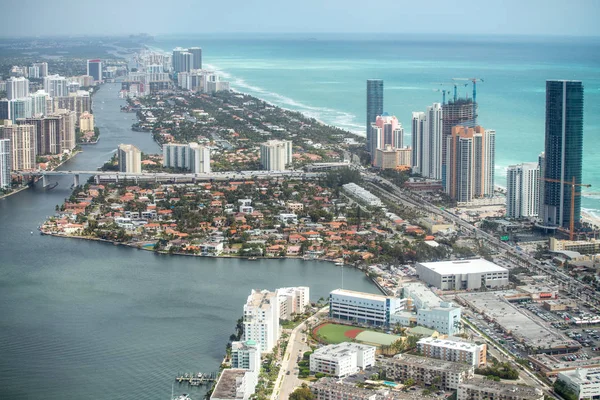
[175,372,217,386]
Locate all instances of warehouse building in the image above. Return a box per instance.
[415,259,509,290]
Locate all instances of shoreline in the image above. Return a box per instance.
[39,230,355,266]
[0,150,82,200]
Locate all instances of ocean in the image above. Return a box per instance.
[151,33,600,216]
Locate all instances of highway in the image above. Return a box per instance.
[364,172,600,308]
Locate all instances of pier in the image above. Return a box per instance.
[175,372,217,386]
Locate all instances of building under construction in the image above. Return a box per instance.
[441,97,476,188]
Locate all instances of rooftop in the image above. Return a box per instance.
[459,380,543,398]
[313,342,375,360]
[418,259,507,275]
[210,369,248,399]
[559,367,600,384]
[418,337,483,352]
[390,354,472,373]
[330,288,392,302]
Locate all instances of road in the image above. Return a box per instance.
[365,172,600,308]
[271,307,328,400]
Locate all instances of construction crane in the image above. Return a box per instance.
[452,78,484,124]
[433,89,450,104]
[542,176,591,240]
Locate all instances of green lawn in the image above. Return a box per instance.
[315,323,362,344]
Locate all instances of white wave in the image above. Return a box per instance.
[206,63,365,136]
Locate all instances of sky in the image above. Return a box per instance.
[1,0,599,37]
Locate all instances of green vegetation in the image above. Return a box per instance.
[289,383,315,400]
[475,362,519,380]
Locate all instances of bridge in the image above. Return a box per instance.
[18,170,324,188]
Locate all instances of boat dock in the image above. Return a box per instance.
[175,372,217,386]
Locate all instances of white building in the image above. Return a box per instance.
[6,77,29,100]
[163,142,210,174]
[44,75,68,98]
[210,369,256,400]
[329,289,405,327]
[399,282,462,335]
[0,139,10,189]
[242,289,280,353]
[277,286,310,320]
[310,342,376,378]
[259,140,292,171]
[118,144,142,173]
[457,380,544,400]
[412,103,443,180]
[506,162,540,219]
[418,337,487,367]
[342,183,383,207]
[311,378,378,400]
[415,259,509,290]
[30,90,50,116]
[231,340,261,372]
[33,62,48,77]
[557,367,600,400]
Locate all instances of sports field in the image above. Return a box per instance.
[313,323,401,346]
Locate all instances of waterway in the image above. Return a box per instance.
[0,83,377,400]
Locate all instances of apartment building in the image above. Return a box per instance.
[242,289,280,353]
[457,380,544,400]
[310,342,375,378]
[311,378,377,400]
[383,354,474,390]
[277,287,310,320]
[418,337,486,367]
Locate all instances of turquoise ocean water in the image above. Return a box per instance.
[151,34,600,214]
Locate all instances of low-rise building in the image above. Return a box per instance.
[311,378,377,400]
[310,342,375,378]
[210,369,256,400]
[329,289,405,327]
[415,259,509,290]
[457,380,544,400]
[557,367,600,400]
[418,337,486,367]
[342,183,383,207]
[383,354,474,390]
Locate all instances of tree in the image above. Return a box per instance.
[289,384,314,400]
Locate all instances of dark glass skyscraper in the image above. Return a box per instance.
[540,80,584,229]
[366,79,383,152]
[189,47,202,70]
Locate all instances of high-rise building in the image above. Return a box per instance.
[366,79,383,152]
[368,113,403,157]
[86,59,102,82]
[231,340,261,372]
[6,77,29,100]
[446,126,495,202]
[2,98,34,122]
[540,80,584,229]
[442,98,476,187]
[242,289,280,353]
[79,112,94,132]
[507,163,540,219]
[260,140,292,171]
[28,66,40,79]
[412,103,443,179]
[118,144,141,173]
[0,122,37,171]
[29,90,49,116]
[162,142,210,174]
[44,75,68,98]
[0,139,11,189]
[171,47,186,73]
[33,62,48,77]
[53,91,92,121]
[373,145,411,170]
[189,47,202,70]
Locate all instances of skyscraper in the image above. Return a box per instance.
[446,126,495,202]
[412,103,443,180]
[260,140,292,171]
[441,98,476,187]
[6,77,29,100]
[540,80,584,229]
[366,79,383,152]
[0,122,37,171]
[0,139,11,189]
[172,47,186,73]
[189,47,202,70]
[44,75,68,98]
[118,144,142,173]
[506,163,540,219]
[86,59,102,82]
[369,114,403,157]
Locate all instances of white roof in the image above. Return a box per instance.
[331,289,391,302]
[418,259,507,275]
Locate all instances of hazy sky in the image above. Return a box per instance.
[2,0,599,37]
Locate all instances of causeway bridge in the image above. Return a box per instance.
[17,170,324,188]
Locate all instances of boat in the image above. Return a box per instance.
[334,262,344,266]
[248,257,257,260]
